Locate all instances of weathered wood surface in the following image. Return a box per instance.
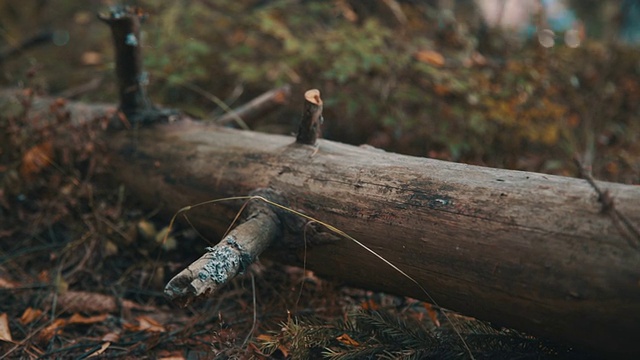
[105,120,640,356]
[2,91,639,355]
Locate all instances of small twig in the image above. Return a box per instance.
[574,157,640,248]
[176,81,250,130]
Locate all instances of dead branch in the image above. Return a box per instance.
[215,85,291,127]
[164,189,283,307]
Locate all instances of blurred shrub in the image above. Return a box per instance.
[1,0,638,182]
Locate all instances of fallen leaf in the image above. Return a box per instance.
[360,299,379,311]
[87,341,110,358]
[20,141,53,180]
[158,355,185,360]
[20,307,44,325]
[68,313,108,325]
[424,303,441,327]
[102,332,120,342]
[38,318,68,342]
[0,277,18,289]
[336,333,359,346]
[135,315,165,333]
[0,313,13,342]
[415,50,445,67]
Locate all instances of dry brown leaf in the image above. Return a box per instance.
[360,299,379,311]
[336,0,358,22]
[158,354,186,360]
[20,307,44,325]
[336,333,359,347]
[415,50,445,67]
[102,332,120,342]
[0,313,13,342]
[20,141,53,180]
[0,277,18,289]
[423,303,441,327]
[68,313,108,325]
[133,315,165,333]
[38,318,67,343]
[87,341,110,358]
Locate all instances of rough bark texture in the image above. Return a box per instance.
[104,120,640,356]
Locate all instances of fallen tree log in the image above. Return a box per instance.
[106,119,640,357]
[3,88,640,356]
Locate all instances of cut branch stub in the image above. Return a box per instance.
[296,89,324,145]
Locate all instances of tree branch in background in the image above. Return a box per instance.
[0,30,53,63]
[215,84,291,127]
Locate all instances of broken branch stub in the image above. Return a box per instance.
[98,6,176,125]
[164,190,283,307]
[98,6,150,119]
[296,89,324,145]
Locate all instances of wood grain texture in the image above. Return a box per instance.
[106,120,640,356]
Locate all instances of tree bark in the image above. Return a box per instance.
[1,91,639,356]
[104,120,640,357]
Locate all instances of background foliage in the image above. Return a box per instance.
[1,0,639,183]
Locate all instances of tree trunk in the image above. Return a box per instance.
[2,91,639,356]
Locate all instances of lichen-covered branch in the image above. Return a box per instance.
[164,190,282,307]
